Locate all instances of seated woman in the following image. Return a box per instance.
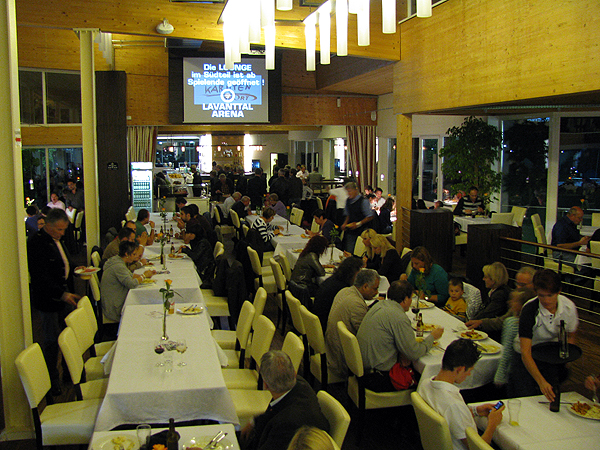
[378,197,395,234]
[508,269,578,400]
[400,246,449,307]
[250,206,282,251]
[473,261,511,320]
[368,234,403,283]
[101,241,155,323]
[356,228,378,264]
[291,235,330,296]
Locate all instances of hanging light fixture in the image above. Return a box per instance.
[276,0,292,11]
[336,0,348,56]
[248,0,262,43]
[261,0,275,27]
[304,12,317,71]
[417,0,432,17]
[382,0,396,34]
[318,1,331,65]
[265,23,276,70]
[357,0,370,46]
[348,0,359,14]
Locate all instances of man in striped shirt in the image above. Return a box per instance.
[251,207,283,251]
[453,186,485,216]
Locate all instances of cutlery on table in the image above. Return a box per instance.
[201,431,226,450]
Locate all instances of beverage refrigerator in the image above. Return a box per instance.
[131,162,153,211]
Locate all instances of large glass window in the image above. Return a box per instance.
[19,71,43,124]
[412,136,443,202]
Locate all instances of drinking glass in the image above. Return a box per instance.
[411,295,420,316]
[508,399,521,426]
[176,339,188,367]
[136,424,151,449]
[154,340,165,367]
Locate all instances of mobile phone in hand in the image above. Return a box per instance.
[493,400,504,410]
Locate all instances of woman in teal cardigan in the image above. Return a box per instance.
[400,246,449,307]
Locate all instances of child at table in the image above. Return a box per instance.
[442,278,467,320]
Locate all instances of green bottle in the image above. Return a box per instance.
[166,418,180,450]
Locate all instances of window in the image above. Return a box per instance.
[19,69,82,125]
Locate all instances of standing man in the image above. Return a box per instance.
[248,167,267,210]
[27,208,82,396]
[64,178,84,212]
[453,186,484,216]
[551,206,591,265]
[190,164,203,197]
[270,169,290,205]
[341,182,374,253]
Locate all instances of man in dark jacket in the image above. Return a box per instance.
[27,208,81,395]
[247,167,267,209]
[269,169,290,205]
[241,351,329,450]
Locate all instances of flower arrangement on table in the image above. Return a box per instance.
[328,227,340,264]
[158,196,168,222]
[156,232,170,269]
[159,279,182,340]
[415,267,431,300]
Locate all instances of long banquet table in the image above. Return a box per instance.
[454,216,492,232]
[94,303,238,431]
[410,305,502,390]
[471,392,600,450]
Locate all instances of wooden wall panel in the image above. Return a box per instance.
[126,74,170,125]
[394,0,600,114]
[281,95,377,126]
[18,27,110,71]
[282,51,316,92]
[21,126,82,146]
[113,38,169,77]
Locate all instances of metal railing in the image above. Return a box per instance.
[498,236,600,328]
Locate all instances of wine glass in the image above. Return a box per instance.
[411,295,420,316]
[176,339,187,367]
[154,340,165,367]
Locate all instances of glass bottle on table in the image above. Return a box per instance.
[559,320,569,359]
[166,418,180,450]
[416,313,424,338]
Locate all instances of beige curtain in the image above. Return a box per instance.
[127,126,157,162]
[346,125,377,192]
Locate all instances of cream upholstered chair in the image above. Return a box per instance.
[286,291,309,375]
[229,209,242,239]
[64,308,107,380]
[511,206,527,227]
[76,296,114,357]
[353,236,366,257]
[241,287,268,357]
[203,242,231,319]
[213,301,255,368]
[592,213,600,228]
[317,390,351,448]
[411,391,453,450]
[222,315,276,390]
[90,251,101,268]
[242,224,249,238]
[58,327,108,400]
[315,196,323,210]
[310,218,320,233]
[337,321,413,440]
[125,206,136,222]
[300,304,344,389]
[491,212,513,225]
[89,272,119,331]
[269,257,288,332]
[530,213,542,229]
[227,332,305,428]
[247,246,276,293]
[534,224,575,274]
[464,283,483,320]
[66,207,77,224]
[466,427,493,450]
[214,205,235,237]
[290,206,304,226]
[279,254,292,283]
[15,343,103,450]
[74,211,85,251]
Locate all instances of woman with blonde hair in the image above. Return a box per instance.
[369,234,402,282]
[473,261,511,320]
[287,426,334,450]
[359,228,379,263]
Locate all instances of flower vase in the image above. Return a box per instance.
[329,244,335,265]
[160,243,167,270]
[162,307,168,340]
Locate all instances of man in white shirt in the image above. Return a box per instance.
[222,191,241,219]
[417,339,504,450]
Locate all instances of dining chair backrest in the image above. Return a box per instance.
[91,251,101,268]
[463,283,483,320]
[214,241,225,259]
[75,211,85,228]
[282,331,304,373]
[317,390,351,448]
[290,207,304,226]
[511,206,527,227]
[213,204,223,224]
[353,237,365,257]
[279,254,292,282]
[410,391,452,450]
[89,272,101,302]
[77,296,98,336]
[249,315,276,365]
[465,427,493,450]
[491,212,513,225]
[230,209,241,230]
[593,213,600,228]
[310,218,319,233]
[285,290,306,335]
[534,225,548,255]
[247,246,263,277]
[66,207,77,223]
[126,206,136,222]
[336,321,364,378]
[300,304,326,354]
[58,327,85,385]
[236,301,256,350]
[315,196,323,210]
[15,343,51,408]
[590,241,600,269]
[242,224,249,238]
[530,213,542,229]
[252,287,268,329]
[65,307,95,356]
[269,257,286,292]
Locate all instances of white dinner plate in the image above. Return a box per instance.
[475,343,501,355]
[177,306,204,315]
[92,434,139,450]
[138,279,157,287]
[183,436,235,450]
[568,401,600,420]
[168,254,186,259]
[412,323,439,333]
[459,330,488,340]
[416,300,435,309]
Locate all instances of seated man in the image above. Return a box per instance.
[307,208,335,242]
[241,350,329,450]
[358,280,444,392]
[325,268,380,379]
[453,186,485,216]
[417,339,504,450]
[101,226,147,270]
[222,191,241,219]
[231,195,253,220]
[134,209,155,245]
[250,207,282,251]
[551,206,591,265]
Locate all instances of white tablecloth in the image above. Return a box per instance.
[454,216,492,232]
[94,304,238,431]
[471,392,600,450]
[90,423,239,450]
[411,306,502,390]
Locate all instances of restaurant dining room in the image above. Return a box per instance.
[2,0,600,449]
